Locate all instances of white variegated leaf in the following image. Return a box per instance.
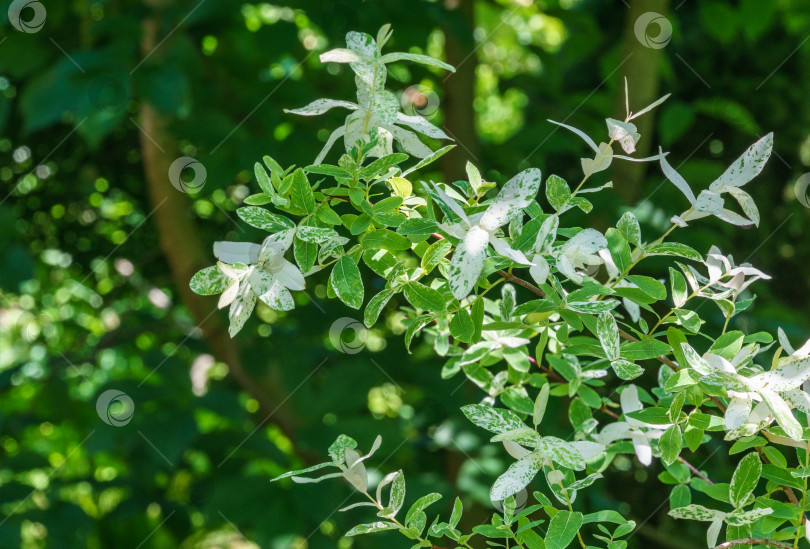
[395,113,451,140]
[759,388,803,440]
[752,356,810,391]
[447,226,489,299]
[479,168,542,231]
[490,451,545,501]
[710,133,773,190]
[285,98,358,116]
[667,504,726,522]
[548,119,600,153]
[659,147,697,204]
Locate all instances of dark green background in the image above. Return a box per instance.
[1,0,808,547]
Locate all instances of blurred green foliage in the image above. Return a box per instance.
[1,0,809,547]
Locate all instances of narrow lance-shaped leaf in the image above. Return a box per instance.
[729,452,761,509]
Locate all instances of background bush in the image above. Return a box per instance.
[1,1,809,547]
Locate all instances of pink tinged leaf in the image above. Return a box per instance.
[447,226,490,300]
[479,168,543,231]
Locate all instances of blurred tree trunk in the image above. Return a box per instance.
[137,0,302,449]
[441,0,479,182]
[612,0,670,204]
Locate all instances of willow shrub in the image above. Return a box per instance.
[191,26,810,549]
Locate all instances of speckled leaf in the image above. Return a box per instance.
[597,311,620,361]
[190,266,229,295]
[447,226,489,300]
[479,168,542,231]
[711,133,773,189]
[490,451,545,501]
[729,452,761,508]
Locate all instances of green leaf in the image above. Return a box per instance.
[365,288,396,328]
[405,314,433,351]
[670,484,691,510]
[545,511,583,549]
[361,229,412,251]
[626,275,666,301]
[421,238,452,274]
[449,308,475,343]
[673,309,701,333]
[606,228,632,272]
[254,162,274,195]
[620,339,670,361]
[729,453,761,509]
[616,212,641,245]
[626,407,672,425]
[646,242,703,262]
[660,425,682,466]
[611,359,643,380]
[290,168,316,214]
[403,283,446,312]
[397,218,439,237]
[669,267,688,307]
[294,235,317,273]
[331,256,364,309]
[545,174,571,212]
[405,493,442,527]
[236,206,295,232]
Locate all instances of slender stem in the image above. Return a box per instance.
[713,540,792,549]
